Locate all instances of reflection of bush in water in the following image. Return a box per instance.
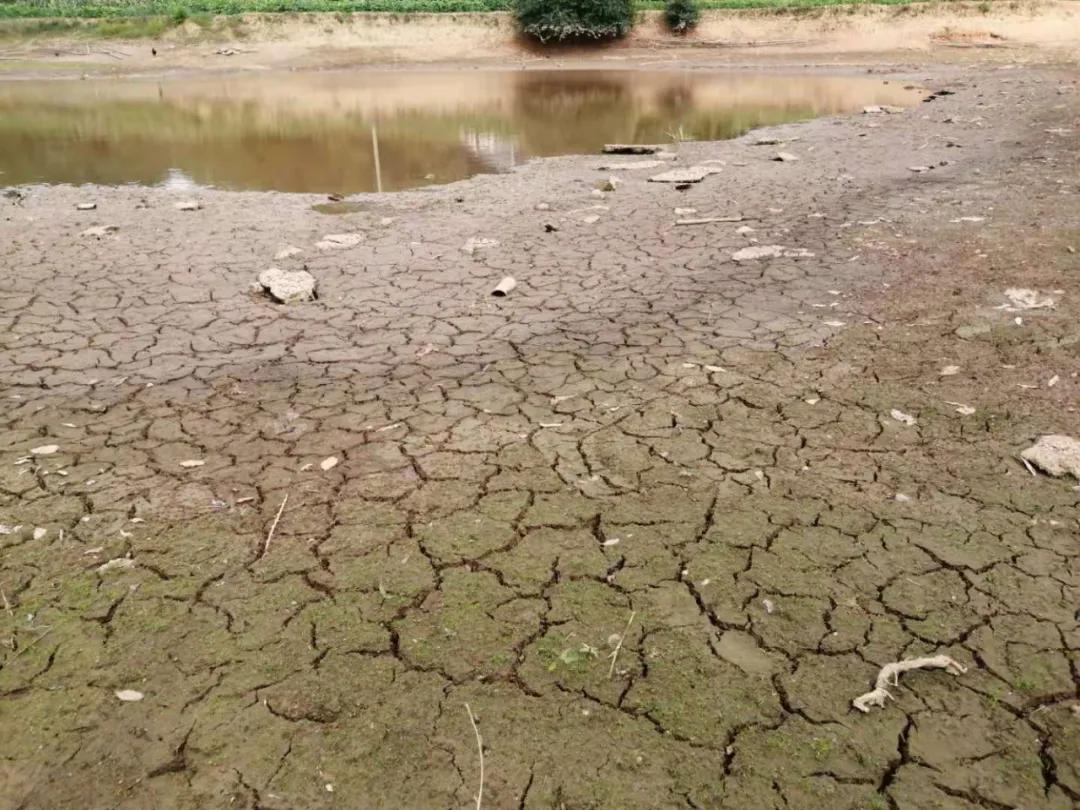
[509,73,697,155]
[508,73,820,155]
[510,73,630,153]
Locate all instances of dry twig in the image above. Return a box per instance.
[464,703,484,810]
[675,216,744,226]
[15,628,52,658]
[852,655,968,713]
[607,610,636,678]
[262,494,288,556]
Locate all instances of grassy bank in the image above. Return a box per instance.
[0,0,1002,20]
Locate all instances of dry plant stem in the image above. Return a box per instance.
[608,610,637,678]
[852,655,968,713]
[262,494,288,556]
[15,628,52,658]
[465,703,484,810]
[675,215,744,225]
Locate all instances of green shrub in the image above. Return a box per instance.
[664,0,699,32]
[515,0,633,42]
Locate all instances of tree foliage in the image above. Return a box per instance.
[515,0,633,42]
[664,0,699,32]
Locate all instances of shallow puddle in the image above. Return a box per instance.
[0,69,920,194]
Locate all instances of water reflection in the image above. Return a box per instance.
[0,70,920,194]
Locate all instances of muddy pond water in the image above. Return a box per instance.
[0,69,920,194]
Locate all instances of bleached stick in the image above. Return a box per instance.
[607,610,636,678]
[853,655,967,713]
[262,494,288,556]
[465,703,484,810]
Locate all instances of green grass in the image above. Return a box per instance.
[0,13,203,37]
[0,0,1003,21]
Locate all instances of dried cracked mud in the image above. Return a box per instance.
[2,59,1079,810]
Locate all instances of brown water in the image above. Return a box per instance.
[0,69,920,194]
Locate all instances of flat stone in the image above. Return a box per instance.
[175,201,202,211]
[80,225,119,238]
[597,159,670,171]
[316,233,362,250]
[274,245,303,260]
[732,245,785,262]
[1004,287,1054,310]
[258,267,317,304]
[97,558,135,574]
[462,237,498,255]
[648,166,722,184]
[1021,435,1080,479]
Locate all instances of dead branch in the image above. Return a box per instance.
[853,655,968,713]
[464,703,484,810]
[607,610,636,678]
[262,494,288,556]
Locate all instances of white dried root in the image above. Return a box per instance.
[852,655,968,713]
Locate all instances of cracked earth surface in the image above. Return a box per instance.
[1,58,1079,810]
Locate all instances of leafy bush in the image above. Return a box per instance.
[515,0,633,42]
[664,0,699,32]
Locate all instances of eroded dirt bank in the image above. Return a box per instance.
[1,54,1079,809]
[1,2,1080,77]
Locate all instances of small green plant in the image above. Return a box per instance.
[1014,676,1037,692]
[808,736,835,761]
[515,0,633,42]
[664,0,700,33]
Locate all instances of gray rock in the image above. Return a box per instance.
[80,225,119,238]
[462,237,498,255]
[598,160,669,171]
[732,245,794,262]
[1021,435,1080,479]
[648,166,722,184]
[316,233,362,250]
[274,245,303,260]
[258,267,316,304]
